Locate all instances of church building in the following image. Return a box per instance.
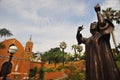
[0,36,34,79]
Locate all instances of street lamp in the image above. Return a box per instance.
[8,44,18,62]
[0,44,18,80]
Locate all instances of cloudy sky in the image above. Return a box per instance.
[0,0,120,53]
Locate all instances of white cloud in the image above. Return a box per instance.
[102,0,120,10]
[0,0,87,24]
[0,0,119,53]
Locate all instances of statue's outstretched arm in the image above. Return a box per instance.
[76,26,87,44]
[94,4,105,26]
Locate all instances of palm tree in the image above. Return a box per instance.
[102,8,116,21]
[0,28,13,48]
[114,10,120,24]
[76,45,83,56]
[102,8,120,54]
[72,45,77,54]
[31,53,38,62]
[102,8,120,24]
[72,44,78,61]
[59,41,67,66]
[0,28,13,37]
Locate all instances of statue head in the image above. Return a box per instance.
[90,22,98,35]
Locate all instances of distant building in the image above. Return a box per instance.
[0,36,34,79]
[25,35,33,54]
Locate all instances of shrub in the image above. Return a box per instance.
[56,65,76,71]
[29,67,38,78]
[45,68,56,72]
[39,66,45,80]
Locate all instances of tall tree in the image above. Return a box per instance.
[0,28,13,48]
[40,47,63,64]
[71,45,77,54]
[76,45,83,56]
[102,8,120,23]
[102,8,120,54]
[30,52,38,61]
[102,8,116,21]
[0,28,13,37]
[114,10,120,24]
[59,41,67,66]
[72,44,78,60]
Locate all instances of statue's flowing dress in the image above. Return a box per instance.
[77,20,120,80]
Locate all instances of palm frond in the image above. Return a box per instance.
[0,28,13,37]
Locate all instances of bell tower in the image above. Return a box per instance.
[25,35,33,53]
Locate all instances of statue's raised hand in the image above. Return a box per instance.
[78,25,83,32]
[94,4,101,12]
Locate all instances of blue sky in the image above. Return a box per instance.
[0,0,120,53]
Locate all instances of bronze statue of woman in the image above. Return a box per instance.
[76,4,120,80]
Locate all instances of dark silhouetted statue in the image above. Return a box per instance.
[76,4,120,80]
